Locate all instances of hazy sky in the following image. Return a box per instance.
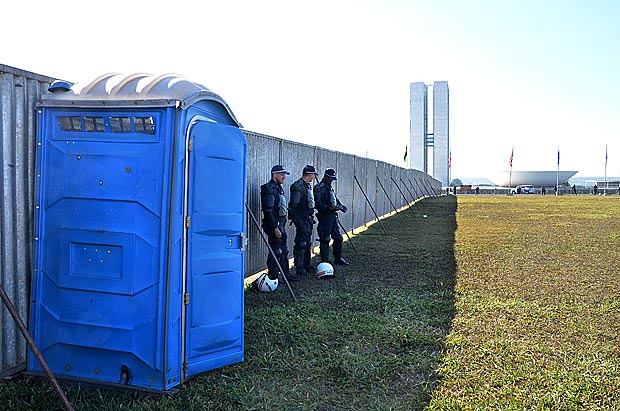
[4,0,619,179]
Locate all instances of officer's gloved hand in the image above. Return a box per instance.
[339,204,348,213]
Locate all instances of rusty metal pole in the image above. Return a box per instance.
[407,177,421,200]
[246,203,296,301]
[376,176,403,222]
[0,285,74,411]
[353,176,387,235]
[400,178,418,205]
[335,217,358,255]
[390,176,415,215]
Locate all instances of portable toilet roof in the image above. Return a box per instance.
[42,72,242,126]
[29,72,247,392]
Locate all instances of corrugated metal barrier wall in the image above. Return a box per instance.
[0,64,441,376]
[1,65,56,377]
[243,130,442,278]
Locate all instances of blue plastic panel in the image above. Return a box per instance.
[184,121,246,377]
[29,108,175,390]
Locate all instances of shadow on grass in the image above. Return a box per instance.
[236,195,458,410]
[0,196,457,411]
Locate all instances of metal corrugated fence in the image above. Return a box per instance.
[242,131,442,276]
[0,64,56,377]
[0,65,441,376]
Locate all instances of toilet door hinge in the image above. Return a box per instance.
[188,140,193,152]
[185,215,191,229]
[184,293,190,305]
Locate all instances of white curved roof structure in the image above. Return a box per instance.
[40,72,242,127]
[494,171,578,187]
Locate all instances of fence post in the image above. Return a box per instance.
[376,176,404,222]
[354,175,388,235]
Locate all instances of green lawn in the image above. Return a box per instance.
[2,195,619,410]
[430,195,620,410]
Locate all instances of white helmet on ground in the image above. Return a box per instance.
[316,262,334,279]
[255,273,278,292]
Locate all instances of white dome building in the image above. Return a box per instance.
[495,170,578,187]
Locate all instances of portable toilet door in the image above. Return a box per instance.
[182,116,246,378]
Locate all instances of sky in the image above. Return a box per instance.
[3,0,619,181]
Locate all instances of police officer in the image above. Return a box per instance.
[314,168,350,266]
[261,165,299,282]
[289,165,319,276]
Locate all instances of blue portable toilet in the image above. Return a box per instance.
[28,73,246,392]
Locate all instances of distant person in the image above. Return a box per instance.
[541,186,546,196]
[260,164,299,283]
[593,185,598,195]
[475,187,480,195]
[288,165,318,276]
[572,185,577,195]
[446,187,450,196]
[314,168,349,266]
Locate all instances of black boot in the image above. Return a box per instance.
[280,251,299,282]
[319,241,331,263]
[303,246,315,272]
[293,248,307,276]
[333,241,350,266]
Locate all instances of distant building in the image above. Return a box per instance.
[409,82,428,174]
[495,170,578,187]
[594,180,620,188]
[409,81,449,186]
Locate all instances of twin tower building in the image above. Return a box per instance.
[409,81,450,187]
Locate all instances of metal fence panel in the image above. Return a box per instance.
[242,131,282,277]
[335,153,355,232]
[375,161,390,217]
[363,160,378,224]
[0,65,55,376]
[352,156,368,229]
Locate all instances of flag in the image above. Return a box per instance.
[557,148,560,166]
[509,147,514,168]
[403,146,408,163]
[448,151,452,169]
[605,144,608,162]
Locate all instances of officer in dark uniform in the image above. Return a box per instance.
[261,164,299,282]
[289,165,319,276]
[313,168,350,266]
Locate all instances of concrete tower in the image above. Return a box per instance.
[409,82,428,173]
[432,81,449,186]
[409,81,450,186]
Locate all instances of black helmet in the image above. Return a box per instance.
[324,168,337,180]
[302,164,318,175]
[271,164,290,175]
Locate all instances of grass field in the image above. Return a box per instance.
[1,194,619,410]
[430,195,620,410]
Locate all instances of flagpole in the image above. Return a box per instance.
[448,150,451,187]
[556,146,560,196]
[508,147,513,193]
[604,144,608,196]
